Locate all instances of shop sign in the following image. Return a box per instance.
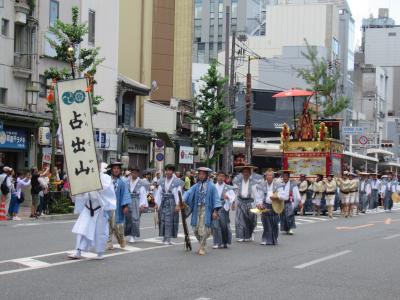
[179,146,194,164]
[95,131,118,151]
[42,147,51,164]
[56,78,101,195]
[39,127,51,145]
[128,138,149,154]
[0,126,27,150]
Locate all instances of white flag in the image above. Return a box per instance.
[209,144,215,159]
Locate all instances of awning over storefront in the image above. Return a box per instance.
[366,148,394,156]
[156,132,175,148]
[379,162,400,169]
[125,127,155,139]
[0,107,51,125]
[117,74,150,96]
[233,141,281,157]
[343,150,378,163]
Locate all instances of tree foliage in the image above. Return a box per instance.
[44,6,104,113]
[191,61,234,167]
[296,39,349,117]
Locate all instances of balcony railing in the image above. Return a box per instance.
[14,52,32,69]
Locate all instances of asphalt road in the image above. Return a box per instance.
[0,208,399,300]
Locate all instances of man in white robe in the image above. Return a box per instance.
[69,163,116,260]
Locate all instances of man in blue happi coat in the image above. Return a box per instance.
[106,161,131,250]
[184,167,221,255]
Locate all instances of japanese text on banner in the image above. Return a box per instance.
[57,78,102,195]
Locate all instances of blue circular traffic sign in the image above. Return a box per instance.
[156,153,164,161]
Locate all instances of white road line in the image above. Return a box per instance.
[383,234,400,240]
[296,218,316,223]
[12,220,76,227]
[0,244,171,277]
[303,216,328,221]
[293,250,352,269]
[12,258,51,268]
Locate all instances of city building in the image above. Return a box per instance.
[118,0,193,170]
[352,8,400,167]
[193,0,265,64]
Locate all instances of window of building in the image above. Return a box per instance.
[217,42,222,51]
[0,88,6,104]
[388,32,397,37]
[122,93,136,127]
[1,19,9,36]
[49,0,59,26]
[232,0,238,18]
[195,24,202,40]
[209,42,214,60]
[195,0,202,19]
[209,24,214,39]
[210,0,215,19]
[218,24,223,41]
[218,0,223,19]
[88,10,95,45]
[39,75,47,98]
[14,23,31,69]
[197,42,205,63]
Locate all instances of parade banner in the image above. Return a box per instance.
[56,78,102,195]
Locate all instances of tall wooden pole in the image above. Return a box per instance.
[245,57,252,164]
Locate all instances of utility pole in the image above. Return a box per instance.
[226,30,236,173]
[245,56,252,164]
[222,5,230,173]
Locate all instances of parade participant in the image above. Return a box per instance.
[233,164,259,242]
[298,174,310,216]
[154,164,182,245]
[279,170,300,235]
[107,161,131,250]
[274,171,283,185]
[125,166,149,243]
[212,171,235,249]
[338,171,351,217]
[312,173,325,216]
[324,174,337,218]
[184,167,221,255]
[348,172,359,216]
[69,162,117,260]
[381,172,397,212]
[358,172,371,213]
[369,173,381,211]
[255,169,281,245]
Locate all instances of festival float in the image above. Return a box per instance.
[278,91,344,178]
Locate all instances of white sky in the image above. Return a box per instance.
[348,0,400,48]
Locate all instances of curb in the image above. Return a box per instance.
[22,213,78,221]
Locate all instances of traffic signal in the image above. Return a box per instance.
[381,143,393,148]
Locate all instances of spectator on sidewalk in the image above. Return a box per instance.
[62,175,70,192]
[37,167,50,216]
[9,170,31,220]
[184,171,191,191]
[0,165,13,218]
[30,167,43,218]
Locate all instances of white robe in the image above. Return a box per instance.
[72,173,117,253]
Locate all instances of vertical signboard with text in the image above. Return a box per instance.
[56,78,102,195]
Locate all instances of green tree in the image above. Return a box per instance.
[296,39,349,118]
[44,6,104,189]
[191,61,234,168]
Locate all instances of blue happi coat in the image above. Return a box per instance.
[113,176,131,224]
[184,180,221,227]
